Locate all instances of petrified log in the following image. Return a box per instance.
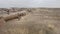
[0,11,27,28]
[0,11,26,21]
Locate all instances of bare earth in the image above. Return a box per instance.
[0,8,60,34]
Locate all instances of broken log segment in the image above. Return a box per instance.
[0,11,27,27]
[1,11,27,21]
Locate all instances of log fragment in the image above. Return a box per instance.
[0,11,27,21]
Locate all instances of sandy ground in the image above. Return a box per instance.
[0,8,60,34]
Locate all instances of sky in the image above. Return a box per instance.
[0,0,60,8]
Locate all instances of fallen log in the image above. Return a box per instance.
[0,11,27,21]
[0,10,26,27]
